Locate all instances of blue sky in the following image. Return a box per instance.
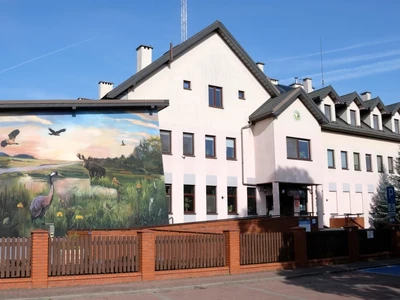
[1,0,399,105]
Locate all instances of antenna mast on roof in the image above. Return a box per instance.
[320,38,325,88]
[181,0,188,42]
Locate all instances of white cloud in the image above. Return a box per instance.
[267,37,400,63]
[0,115,52,125]
[114,118,159,129]
[281,58,400,84]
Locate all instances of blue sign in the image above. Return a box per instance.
[387,186,396,218]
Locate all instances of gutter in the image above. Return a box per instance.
[241,122,256,186]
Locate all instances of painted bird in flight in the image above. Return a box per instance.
[48,128,66,136]
[121,140,126,146]
[1,129,20,147]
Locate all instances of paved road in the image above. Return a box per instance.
[1,261,400,300]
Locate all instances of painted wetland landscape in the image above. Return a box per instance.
[0,110,168,237]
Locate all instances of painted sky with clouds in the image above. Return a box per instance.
[0,110,160,161]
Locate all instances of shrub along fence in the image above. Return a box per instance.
[1,225,400,291]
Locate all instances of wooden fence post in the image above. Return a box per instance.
[223,230,240,274]
[344,226,359,262]
[291,227,307,266]
[138,230,155,281]
[31,229,49,288]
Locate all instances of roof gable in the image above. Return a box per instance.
[105,21,280,99]
[249,88,329,124]
[386,102,400,115]
[363,97,390,114]
[308,85,341,105]
[340,92,366,109]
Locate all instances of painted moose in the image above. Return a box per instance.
[76,153,106,178]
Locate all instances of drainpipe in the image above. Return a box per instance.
[241,122,256,186]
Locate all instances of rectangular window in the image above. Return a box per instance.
[354,152,361,171]
[165,184,172,214]
[227,187,237,214]
[324,104,331,122]
[205,135,216,158]
[327,149,335,168]
[286,137,311,160]
[183,80,191,90]
[350,110,356,126]
[183,132,194,156]
[160,130,171,154]
[208,85,223,108]
[341,151,348,170]
[247,188,257,215]
[366,154,372,172]
[377,155,384,173]
[238,90,245,100]
[206,186,217,214]
[395,120,400,134]
[373,114,379,129]
[389,157,394,173]
[226,138,236,160]
[183,185,195,214]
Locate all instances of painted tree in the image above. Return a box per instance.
[389,146,400,223]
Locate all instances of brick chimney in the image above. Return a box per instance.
[303,78,313,93]
[98,81,114,99]
[256,62,265,72]
[360,91,371,101]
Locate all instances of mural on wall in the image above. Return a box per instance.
[0,110,168,237]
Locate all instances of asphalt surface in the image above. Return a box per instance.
[1,259,400,300]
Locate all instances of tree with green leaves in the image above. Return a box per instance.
[369,165,394,229]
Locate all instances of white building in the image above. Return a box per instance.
[98,21,400,228]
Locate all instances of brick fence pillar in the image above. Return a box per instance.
[31,229,49,288]
[223,230,240,274]
[138,230,155,281]
[291,227,307,266]
[344,225,359,262]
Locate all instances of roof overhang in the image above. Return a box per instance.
[0,99,169,113]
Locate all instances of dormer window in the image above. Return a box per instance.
[350,110,356,126]
[324,104,331,122]
[395,119,400,134]
[373,114,379,130]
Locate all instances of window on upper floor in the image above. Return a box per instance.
[227,187,237,214]
[160,130,172,154]
[206,186,217,214]
[205,135,216,158]
[388,157,394,173]
[327,149,335,168]
[377,155,384,173]
[373,114,379,130]
[395,120,400,134]
[286,137,311,160]
[165,184,172,214]
[208,85,223,108]
[183,80,191,90]
[183,132,194,156]
[247,187,257,215]
[183,185,195,214]
[238,90,245,100]
[366,154,372,172]
[324,104,332,122]
[226,138,236,160]
[350,110,356,126]
[341,151,348,170]
[354,152,361,171]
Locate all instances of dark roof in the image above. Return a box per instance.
[0,99,169,112]
[105,21,280,99]
[386,102,400,114]
[363,97,390,114]
[322,115,400,143]
[276,84,295,93]
[339,92,366,109]
[249,88,329,124]
[308,85,341,104]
